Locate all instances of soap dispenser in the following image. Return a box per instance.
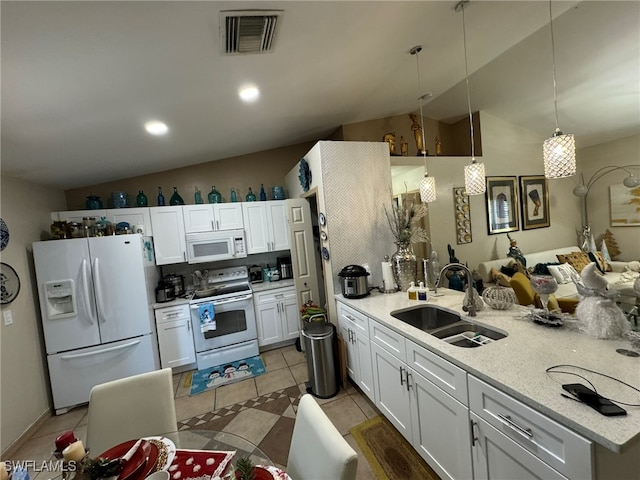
[407,282,417,300]
[418,282,428,301]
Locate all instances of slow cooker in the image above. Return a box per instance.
[338,265,370,298]
[155,280,176,303]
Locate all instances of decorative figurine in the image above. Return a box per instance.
[506,233,527,267]
[409,113,425,155]
[400,136,408,156]
[435,136,442,156]
[383,132,396,155]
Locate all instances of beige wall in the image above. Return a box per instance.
[1,175,67,452]
[65,142,316,209]
[578,134,640,261]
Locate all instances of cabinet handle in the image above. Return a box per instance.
[347,329,352,343]
[399,366,406,386]
[277,303,280,314]
[497,413,534,439]
[351,329,356,344]
[406,371,412,391]
[470,419,478,447]
[211,220,216,230]
[216,220,220,230]
[183,251,186,261]
[187,319,191,332]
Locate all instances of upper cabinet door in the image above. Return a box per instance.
[242,203,270,254]
[57,210,108,224]
[183,205,215,233]
[107,208,153,236]
[267,201,289,252]
[213,203,244,230]
[149,207,186,265]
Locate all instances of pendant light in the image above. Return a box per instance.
[456,0,485,195]
[543,0,576,178]
[410,45,437,203]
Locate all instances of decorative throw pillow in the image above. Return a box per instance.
[625,261,640,273]
[548,263,579,284]
[500,264,518,277]
[490,268,512,287]
[588,251,607,274]
[558,251,591,273]
[533,262,562,275]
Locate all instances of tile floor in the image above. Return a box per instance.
[8,345,379,479]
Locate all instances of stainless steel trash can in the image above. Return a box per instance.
[302,321,338,399]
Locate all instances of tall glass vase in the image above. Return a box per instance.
[392,242,417,291]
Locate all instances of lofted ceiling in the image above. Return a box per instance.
[1,1,638,190]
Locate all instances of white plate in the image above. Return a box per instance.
[143,436,176,471]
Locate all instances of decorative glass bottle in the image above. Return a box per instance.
[259,184,267,201]
[169,187,185,205]
[230,187,237,203]
[194,186,203,204]
[391,242,417,291]
[135,190,148,207]
[208,186,222,204]
[85,193,103,210]
[246,188,256,202]
[157,187,166,206]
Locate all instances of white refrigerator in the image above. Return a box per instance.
[33,235,160,414]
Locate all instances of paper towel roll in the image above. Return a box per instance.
[382,262,396,292]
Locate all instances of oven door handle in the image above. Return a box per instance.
[190,293,253,308]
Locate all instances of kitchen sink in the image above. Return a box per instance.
[390,305,507,348]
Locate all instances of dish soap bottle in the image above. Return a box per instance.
[230,187,237,203]
[208,186,222,204]
[135,190,148,207]
[170,187,185,205]
[418,282,428,301]
[246,188,256,202]
[407,282,417,300]
[194,186,203,204]
[157,187,165,206]
[259,184,267,201]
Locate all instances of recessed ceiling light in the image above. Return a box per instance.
[239,86,260,102]
[145,121,168,136]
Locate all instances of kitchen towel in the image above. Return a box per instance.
[198,302,216,333]
[382,262,396,292]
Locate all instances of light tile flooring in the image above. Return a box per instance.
[8,345,379,479]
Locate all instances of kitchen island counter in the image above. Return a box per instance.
[337,289,640,453]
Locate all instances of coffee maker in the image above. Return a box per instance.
[277,255,293,280]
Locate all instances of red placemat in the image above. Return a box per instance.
[168,449,235,480]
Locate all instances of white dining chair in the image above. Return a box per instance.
[287,394,358,480]
[86,368,177,455]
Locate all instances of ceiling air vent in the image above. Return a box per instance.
[221,10,282,55]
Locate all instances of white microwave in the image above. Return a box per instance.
[186,229,247,264]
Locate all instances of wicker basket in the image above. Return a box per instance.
[482,286,517,310]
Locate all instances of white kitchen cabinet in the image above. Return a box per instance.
[254,286,299,347]
[154,304,195,368]
[107,207,153,236]
[242,201,289,254]
[337,302,375,403]
[53,209,108,223]
[149,206,187,265]
[183,204,243,233]
[468,375,592,480]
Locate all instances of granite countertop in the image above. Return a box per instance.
[336,289,640,453]
[250,279,295,293]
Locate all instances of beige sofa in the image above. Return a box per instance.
[477,246,639,306]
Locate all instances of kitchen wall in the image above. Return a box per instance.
[65,142,316,209]
[0,175,67,453]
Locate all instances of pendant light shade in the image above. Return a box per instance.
[410,45,436,203]
[543,1,576,179]
[457,0,485,195]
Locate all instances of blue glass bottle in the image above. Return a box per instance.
[194,186,203,204]
[259,184,267,201]
[170,187,185,205]
[208,186,222,204]
[246,188,256,202]
[136,190,148,207]
[157,187,166,206]
[230,187,237,203]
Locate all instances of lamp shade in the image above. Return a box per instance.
[543,131,576,179]
[419,174,436,203]
[464,161,486,195]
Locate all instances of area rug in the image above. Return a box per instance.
[189,355,266,396]
[350,416,441,480]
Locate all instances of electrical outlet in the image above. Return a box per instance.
[3,310,13,326]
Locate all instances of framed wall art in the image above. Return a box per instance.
[519,175,550,230]
[486,176,519,235]
[610,184,640,226]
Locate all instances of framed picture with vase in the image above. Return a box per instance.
[519,175,550,230]
[485,176,519,235]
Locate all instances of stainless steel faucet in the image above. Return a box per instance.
[435,263,478,317]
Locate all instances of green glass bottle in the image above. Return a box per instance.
[208,186,222,204]
[194,186,203,204]
[230,187,237,203]
[169,187,185,205]
[135,190,148,207]
[246,188,256,202]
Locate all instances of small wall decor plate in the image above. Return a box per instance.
[298,158,312,192]
[320,231,328,241]
[1,262,20,304]
[321,246,330,261]
[0,218,9,251]
[319,212,326,226]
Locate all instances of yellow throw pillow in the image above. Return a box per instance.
[558,251,591,273]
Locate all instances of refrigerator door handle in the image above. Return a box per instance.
[60,340,140,359]
[92,258,106,323]
[82,259,97,324]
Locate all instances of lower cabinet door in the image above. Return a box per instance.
[157,318,196,368]
[254,300,282,346]
[355,333,375,403]
[410,369,473,480]
[371,340,412,441]
[470,413,568,480]
[281,297,300,341]
[339,319,357,380]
